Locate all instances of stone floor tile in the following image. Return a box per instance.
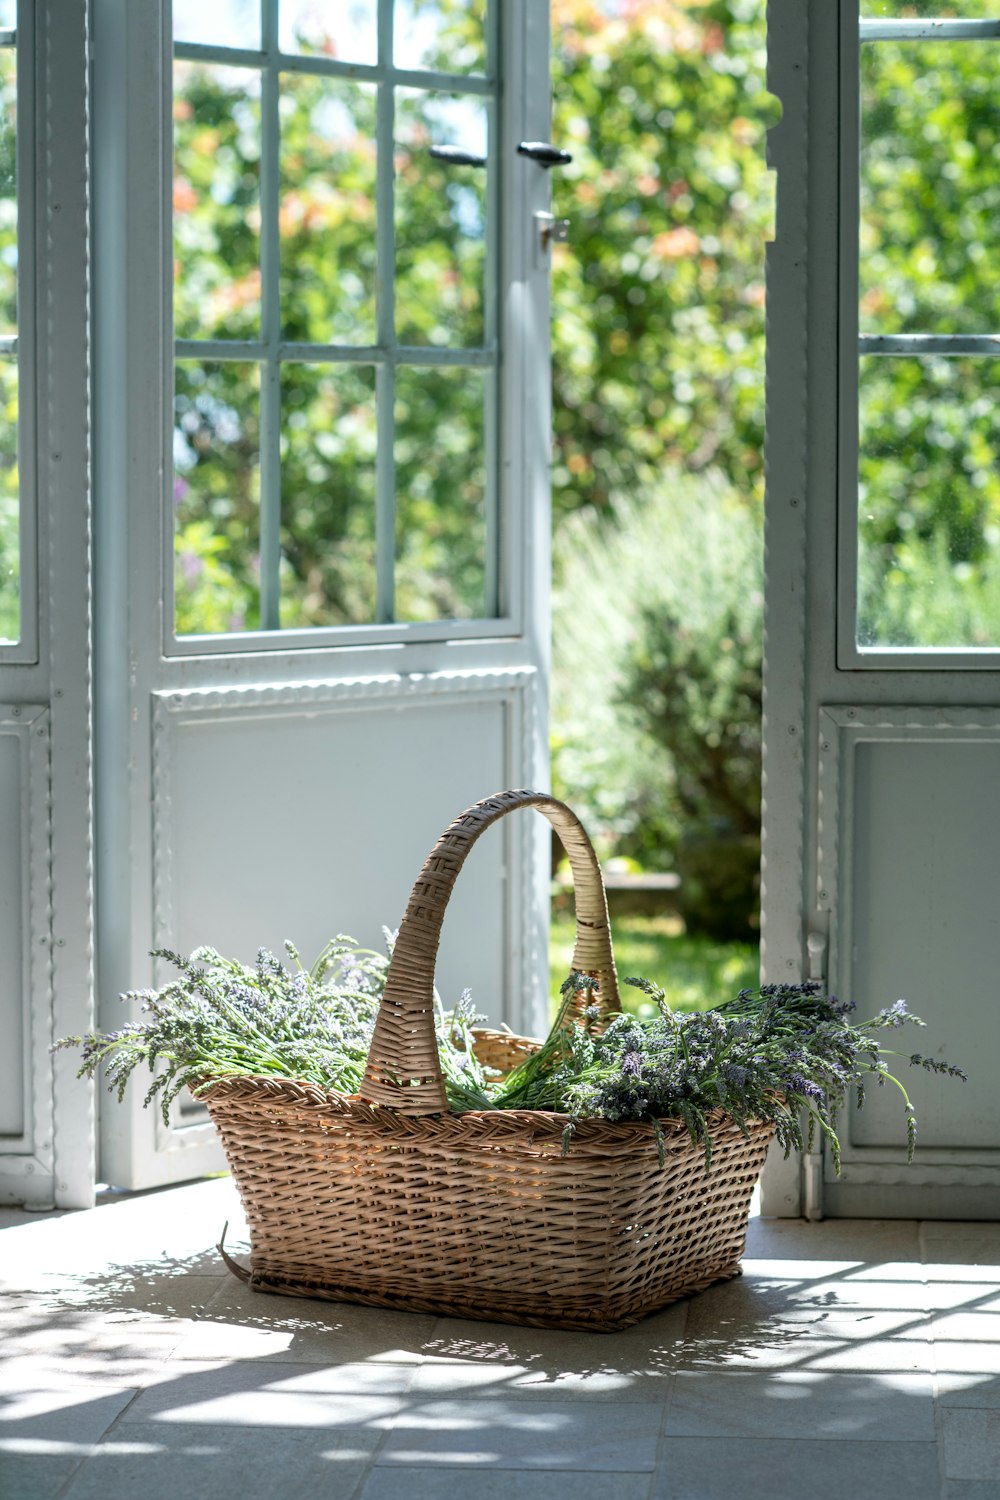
[0,1348,177,1386]
[175,1279,438,1364]
[741,1256,877,1279]
[922,1310,1000,1343]
[932,1343,1000,1376]
[942,1483,1000,1500]
[0,1180,248,1288]
[919,1280,998,1311]
[667,1296,932,1375]
[421,1302,689,1380]
[936,1373,1000,1407]
[359,1469,653,1500]
[0,1382,139,1444]
[169,1320,301,1361]
[0,1450,85,1500]
[678,1268,932,1367]
[377,1397,664,1470]
[923,1264,1000,1284]
[408,1358,672,1401]
[4,1273,223,1325]
[116,1358,414,1429]
[1,1311,204,1371]
[802,1339,933,1374]
[736,1266,932,1319]
[746,1217,922,1262]
[0,1207,70,1228]
[650,1437,941,1500]
[59,1421,381,1500]
[919,1223,1000,1265]
[663,1369,935,1440]
[940,1407,1000,1481]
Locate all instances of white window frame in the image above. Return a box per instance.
[0,1,38,666]
[837,5,1000,672]
[165,0,527,659]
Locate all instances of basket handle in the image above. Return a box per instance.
[360,789,620,1115]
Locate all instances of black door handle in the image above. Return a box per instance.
[517,140,572,169]
[428,145,487,168]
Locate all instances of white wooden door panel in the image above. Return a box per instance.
[94,0,553,1189]
[816,711,1000,1219]
[0,1,94,1209]
[763,0,1000,1218]
[0,706,49,1169]
[0,722,27,1141]
[150,672,537,1022]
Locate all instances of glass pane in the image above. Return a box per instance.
[279,75,377,344]
[174,63,261,342]
[395,91,488,347]
[862,3,1000,15]
[0,46,16,336]
[174,361,261,635]
[860,41,1000,335]
[173,0,261,50]
[857,355,1000,647]
[280,363,377,627]
[394,0,488,76]
[0,358,17,644]
[279,1,377,65]
[0,6,14,29]
[395,365,487,621]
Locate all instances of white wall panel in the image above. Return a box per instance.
[851,739,999,1149]
[0,727,26,1137]
[0,704,53,1204]
[816,707,1000,1219]
[152,672,539,1029]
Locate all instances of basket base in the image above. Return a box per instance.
[220,1245,745,1333]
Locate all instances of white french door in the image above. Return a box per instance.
[762,0,1000,1219]
[0,1,94,1209]
[92,0,556,1190]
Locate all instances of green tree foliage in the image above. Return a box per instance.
[549,0,775,521]
[169,2,776,636]
[857,32,1000,645]
[172,40,490,633]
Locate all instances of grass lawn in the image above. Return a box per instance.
[549,910,759,1018]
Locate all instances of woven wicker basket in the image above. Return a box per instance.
[203,790,772,1332]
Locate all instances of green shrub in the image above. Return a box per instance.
[551,470,761,938]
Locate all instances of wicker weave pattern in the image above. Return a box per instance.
[204,1075,772,1331]
[360,790,620,1113]
[201,790,773,1332]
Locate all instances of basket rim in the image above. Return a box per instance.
[194,1069,777,1143]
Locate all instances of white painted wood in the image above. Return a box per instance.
[39,0,95,1211]
[815,707,1000,1219]
[94,0,553,1190]
[149,670,535,1020]
[0,707,51,1190]
[759,0,811,1217]
[0,724,27,1139]
[765,0,1000,1218]
[0,1,96,1210]
[0,2,38,668]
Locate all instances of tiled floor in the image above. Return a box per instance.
[2,1180,998,1499]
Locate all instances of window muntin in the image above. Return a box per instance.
[171,0,499,644]
[851,7,1000,654]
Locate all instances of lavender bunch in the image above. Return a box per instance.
[547,976,967,1170]
[54,936,391,1124]
[55,930,504,1123]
